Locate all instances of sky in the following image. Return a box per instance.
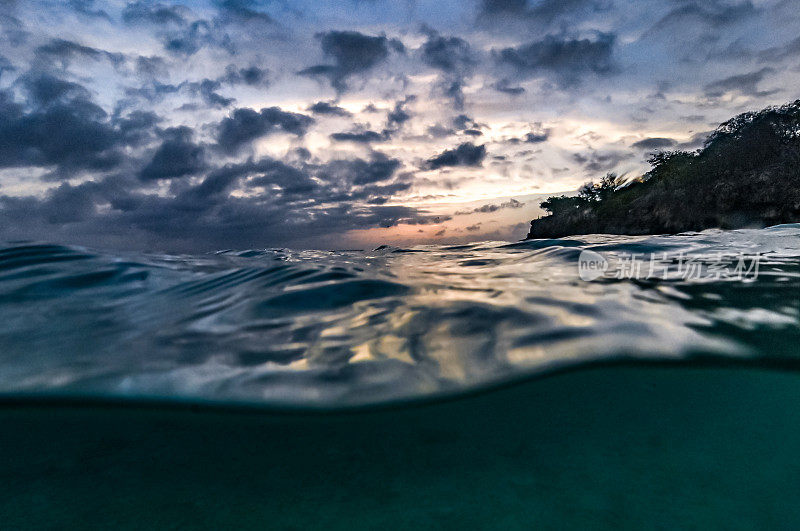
[0,0,798,252]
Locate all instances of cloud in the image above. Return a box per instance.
[215,107,314,154]
[455,198,524,215]
[426,123,455,138]
[478,0,610,28]
[0,0,797,251]
[425,143,487,170]
[122,1,188,25]
[139,126,205,180]
[34,38,124,67]
[127,65,268,109]
[703,67,777,98]
[759,36,800,63]
[650,1,758,31]
[524,128,550,143]
[492,79,525,95]
[299,30,403,92]
[186,79,235,108]
[20,72,91,105]
[631,137,678,150]
[308,101,352,116]
[572,150,633,172]
[420,32,475,74]
[330,96,413,143]
[317,153,401,186]
[214,0,274,24]
[330,129,389,143]
[387,96,414,128]
[116,110,161,146]
[221,64,270,86]
[450,115,471,129]
[494,33,616,86]
[479,0,530,17]
[0,148,426,251]
[676,131,713,151]
[419,29,476,107]
[66,0,112,20]
[0,75,132,176]
[163,20,230,56]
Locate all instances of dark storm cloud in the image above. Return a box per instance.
[187,79,235,108]
[494,33,616,85]
[419,29,475,108]
[316,153,401,186]
[66,0,112,20]
[135,55,168,78]
[572,150,633,173]
[479,0,529,17]
[214,0,274,24]
[0,180,103,224]
[308,101,352,117]
[34,38,124,67]
[215,107,314,154]
[703,67,776,98]
[420,33,474,74]
[523,128,550,143]
[313,152,401,186]
[221,65,270,87]
[426,123,455,138]
[759,36,800,63]
[244,161,317,196]
[126,65,268,108]
[139,126,205,180]
[425,143,487,170]
[0,148,428,251]
[651,1,758,31]
[452,114,486,132]
[115,110,162,146]
[122,1,188,25]
[330,96,412,143]
[330,129,389,143]
[299,30,403,92]
[387,96,414,128]
[478,0,610,27]
[675,131,713,151]
[1,0,795,252]
[492,79,525,95]
[631,137,678,150]
[0,54,14,76]
[20,72,91,105]
[454,198,524,215]
[0,75,142,176]
[164,20,219,56]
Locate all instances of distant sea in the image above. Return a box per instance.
[1,225,799,528]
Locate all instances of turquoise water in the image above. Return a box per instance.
[1,226,799,527]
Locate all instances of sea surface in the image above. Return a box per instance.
[2,226,800,528]
[1,225,799,408]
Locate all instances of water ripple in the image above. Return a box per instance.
[0,226,798,407]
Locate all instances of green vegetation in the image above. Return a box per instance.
[527,100,800,239]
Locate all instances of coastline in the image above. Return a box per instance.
[526,100,800,240]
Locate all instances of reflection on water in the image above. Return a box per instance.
[0,224,799,407]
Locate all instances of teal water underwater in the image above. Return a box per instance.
[1,226,800,528]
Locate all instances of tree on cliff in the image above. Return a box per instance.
[528,99,800,239]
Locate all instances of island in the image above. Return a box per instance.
[526,100,800,239]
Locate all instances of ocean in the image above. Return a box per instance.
[1,225,799,528]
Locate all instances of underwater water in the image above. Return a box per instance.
[1,225,800,528]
